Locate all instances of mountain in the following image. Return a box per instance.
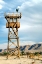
[20,44,42,53]
[0,44,42,53]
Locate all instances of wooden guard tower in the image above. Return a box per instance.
[5,10,21,59]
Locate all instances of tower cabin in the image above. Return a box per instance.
[5,13,21,28]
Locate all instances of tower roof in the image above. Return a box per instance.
[5,13,21,19]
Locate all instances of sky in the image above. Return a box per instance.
[0,0,42,49]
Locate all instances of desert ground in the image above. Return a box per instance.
[0,55,42,64]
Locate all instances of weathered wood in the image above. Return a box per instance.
[6,22,20,28]
[5,12,21,59]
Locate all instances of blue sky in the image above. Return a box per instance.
[0,0,42,49]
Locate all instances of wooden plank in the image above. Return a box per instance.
[6,22,20,28]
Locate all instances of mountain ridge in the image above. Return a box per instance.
[0,43,42,53]
[20,43,42,53]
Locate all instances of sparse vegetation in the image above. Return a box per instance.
[39,52,42,55]
[34,52,39,56]
[0,52,9,56]
[20,51,25,55]
[3,52,8,55]
[34,52,42,56]
[0,51,42,57]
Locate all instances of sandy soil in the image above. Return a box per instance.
[0,56,42,64]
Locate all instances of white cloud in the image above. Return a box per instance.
[30,14,42,19]
[18,0,25,3]
[23,1,33,7]
[32,0,42,4]
[1,25,8,33]
[0,42,16,49]
[0,0,4,4]
[20,41,36,46]
[0,5,3,9]
[19,0,42,11]
[0,43,7,49]
[19,1,33,11]
[39,42,42,44]
[0,0,5,9]
[19,24,31,32]
[0,41,42,49]
[18,21,42,33]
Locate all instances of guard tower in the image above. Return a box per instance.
[5,10,21,59]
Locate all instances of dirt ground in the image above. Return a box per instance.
[0,56,42,64]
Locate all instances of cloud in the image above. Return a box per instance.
[0,41,42,49]
[0,5,3,9]
[0,0,5,9]
[18,0,42,26]
[0,0,5,4]
[32,0,42,4]
[0,43,7,49]
[0,41,37,49]
[19,0,42,14]
[19,24,31,32]
[1,25,8,33]
[20,41,36,46]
